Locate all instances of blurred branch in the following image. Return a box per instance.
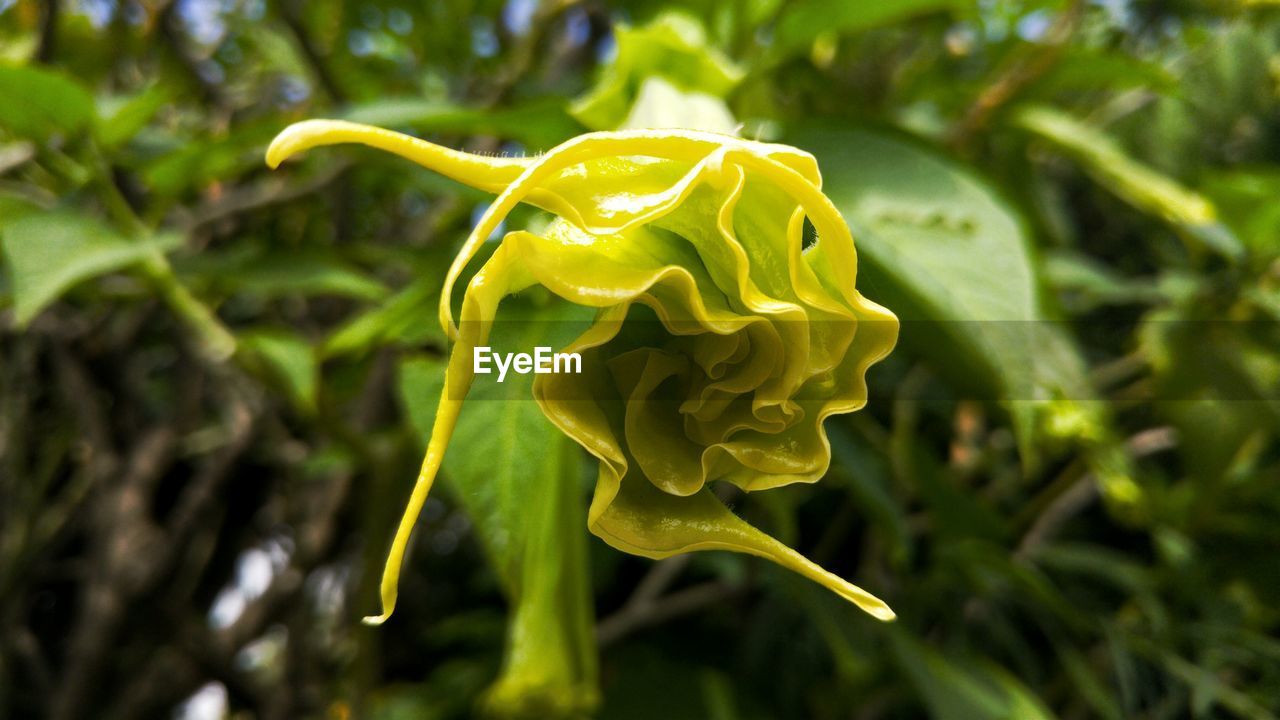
[948,0,1085,148]
[185,162,350,232]
[596,555,746,647]
[277,0,348,104]
[1016,427,1177,559]
[597,578,744,648]
[156,1,230,109]
[480,0,582,106]
[50,428,175,720]
[36,0,59,63]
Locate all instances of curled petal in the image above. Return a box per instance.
[266,121,900,625]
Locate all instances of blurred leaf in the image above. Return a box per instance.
[1036,48,1178,95]
[828,423,911,565]
[1200,168,1280,256]
[140,121,279,196]
[321,275,443,359]
[572,12,743,131]
[184,247,389,302]
[1043,251,1163,312]
[399,298,598,717]
[240,328,319,413]
[0,64,95,139]
[343,97,578,149]
[0,188,48,224]
[619,76,737,133]
[1127,636,1278,720]
[0,211,180,325]
[772,0,958,57]
[699,669,742,720]
[1014,105,1243,260]
[1055,644,1124,720]
[889,630,1057,720]
[95,86,169,150]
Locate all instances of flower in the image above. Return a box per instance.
[266,120,900,625]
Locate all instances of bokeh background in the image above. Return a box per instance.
[2,1,1280,718]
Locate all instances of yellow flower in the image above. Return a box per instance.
[267,120,900,625]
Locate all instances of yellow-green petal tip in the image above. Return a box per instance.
[361,613,390,627]
[265,119,336,168]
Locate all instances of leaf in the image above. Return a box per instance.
[1013,105,1243,260]
[321,275,444,359]
[240,328,319,413]
[95,86,169,150]
[398,297,598,717]
[0,211,180,325]
[1036,48,1178,95]
[140,120,279,195]
[772,0,958,57]
[889,630,1057,720]
[1043,250,1163,312]
[619,76,738,134]
[184,247,389,302]
[827,423,911,565]
[0,64,95,140]
[571,12,743,132]
[342,97,579,149]
[791,124,1096,459]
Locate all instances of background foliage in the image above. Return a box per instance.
[2,0,1279,718]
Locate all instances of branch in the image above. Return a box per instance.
[36,0,59,63]
[596,578,744,648]
[277,0,347,104]
[595,555,747,647]
[1016,427,1178,559]
[948,0,1085,148]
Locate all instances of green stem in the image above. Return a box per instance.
[90,149,238,362]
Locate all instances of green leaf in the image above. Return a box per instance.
[791,125,1096,459]
[0,64,95,140]
[571,12,743,132]
[1013,105,1243,260]
[342,97,578,149]
[240,328,319,413]
[184,247,389,302]
[0,211,180,325]
[619,76,738,133]
[399,297,598,717]
[95,86,169,150]
[321,275,444,359]
[889,630,1057,720]
[1043,250,1163,312]
[140,120,279,195]
[827,423,911,565]
[772,0,958,57]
